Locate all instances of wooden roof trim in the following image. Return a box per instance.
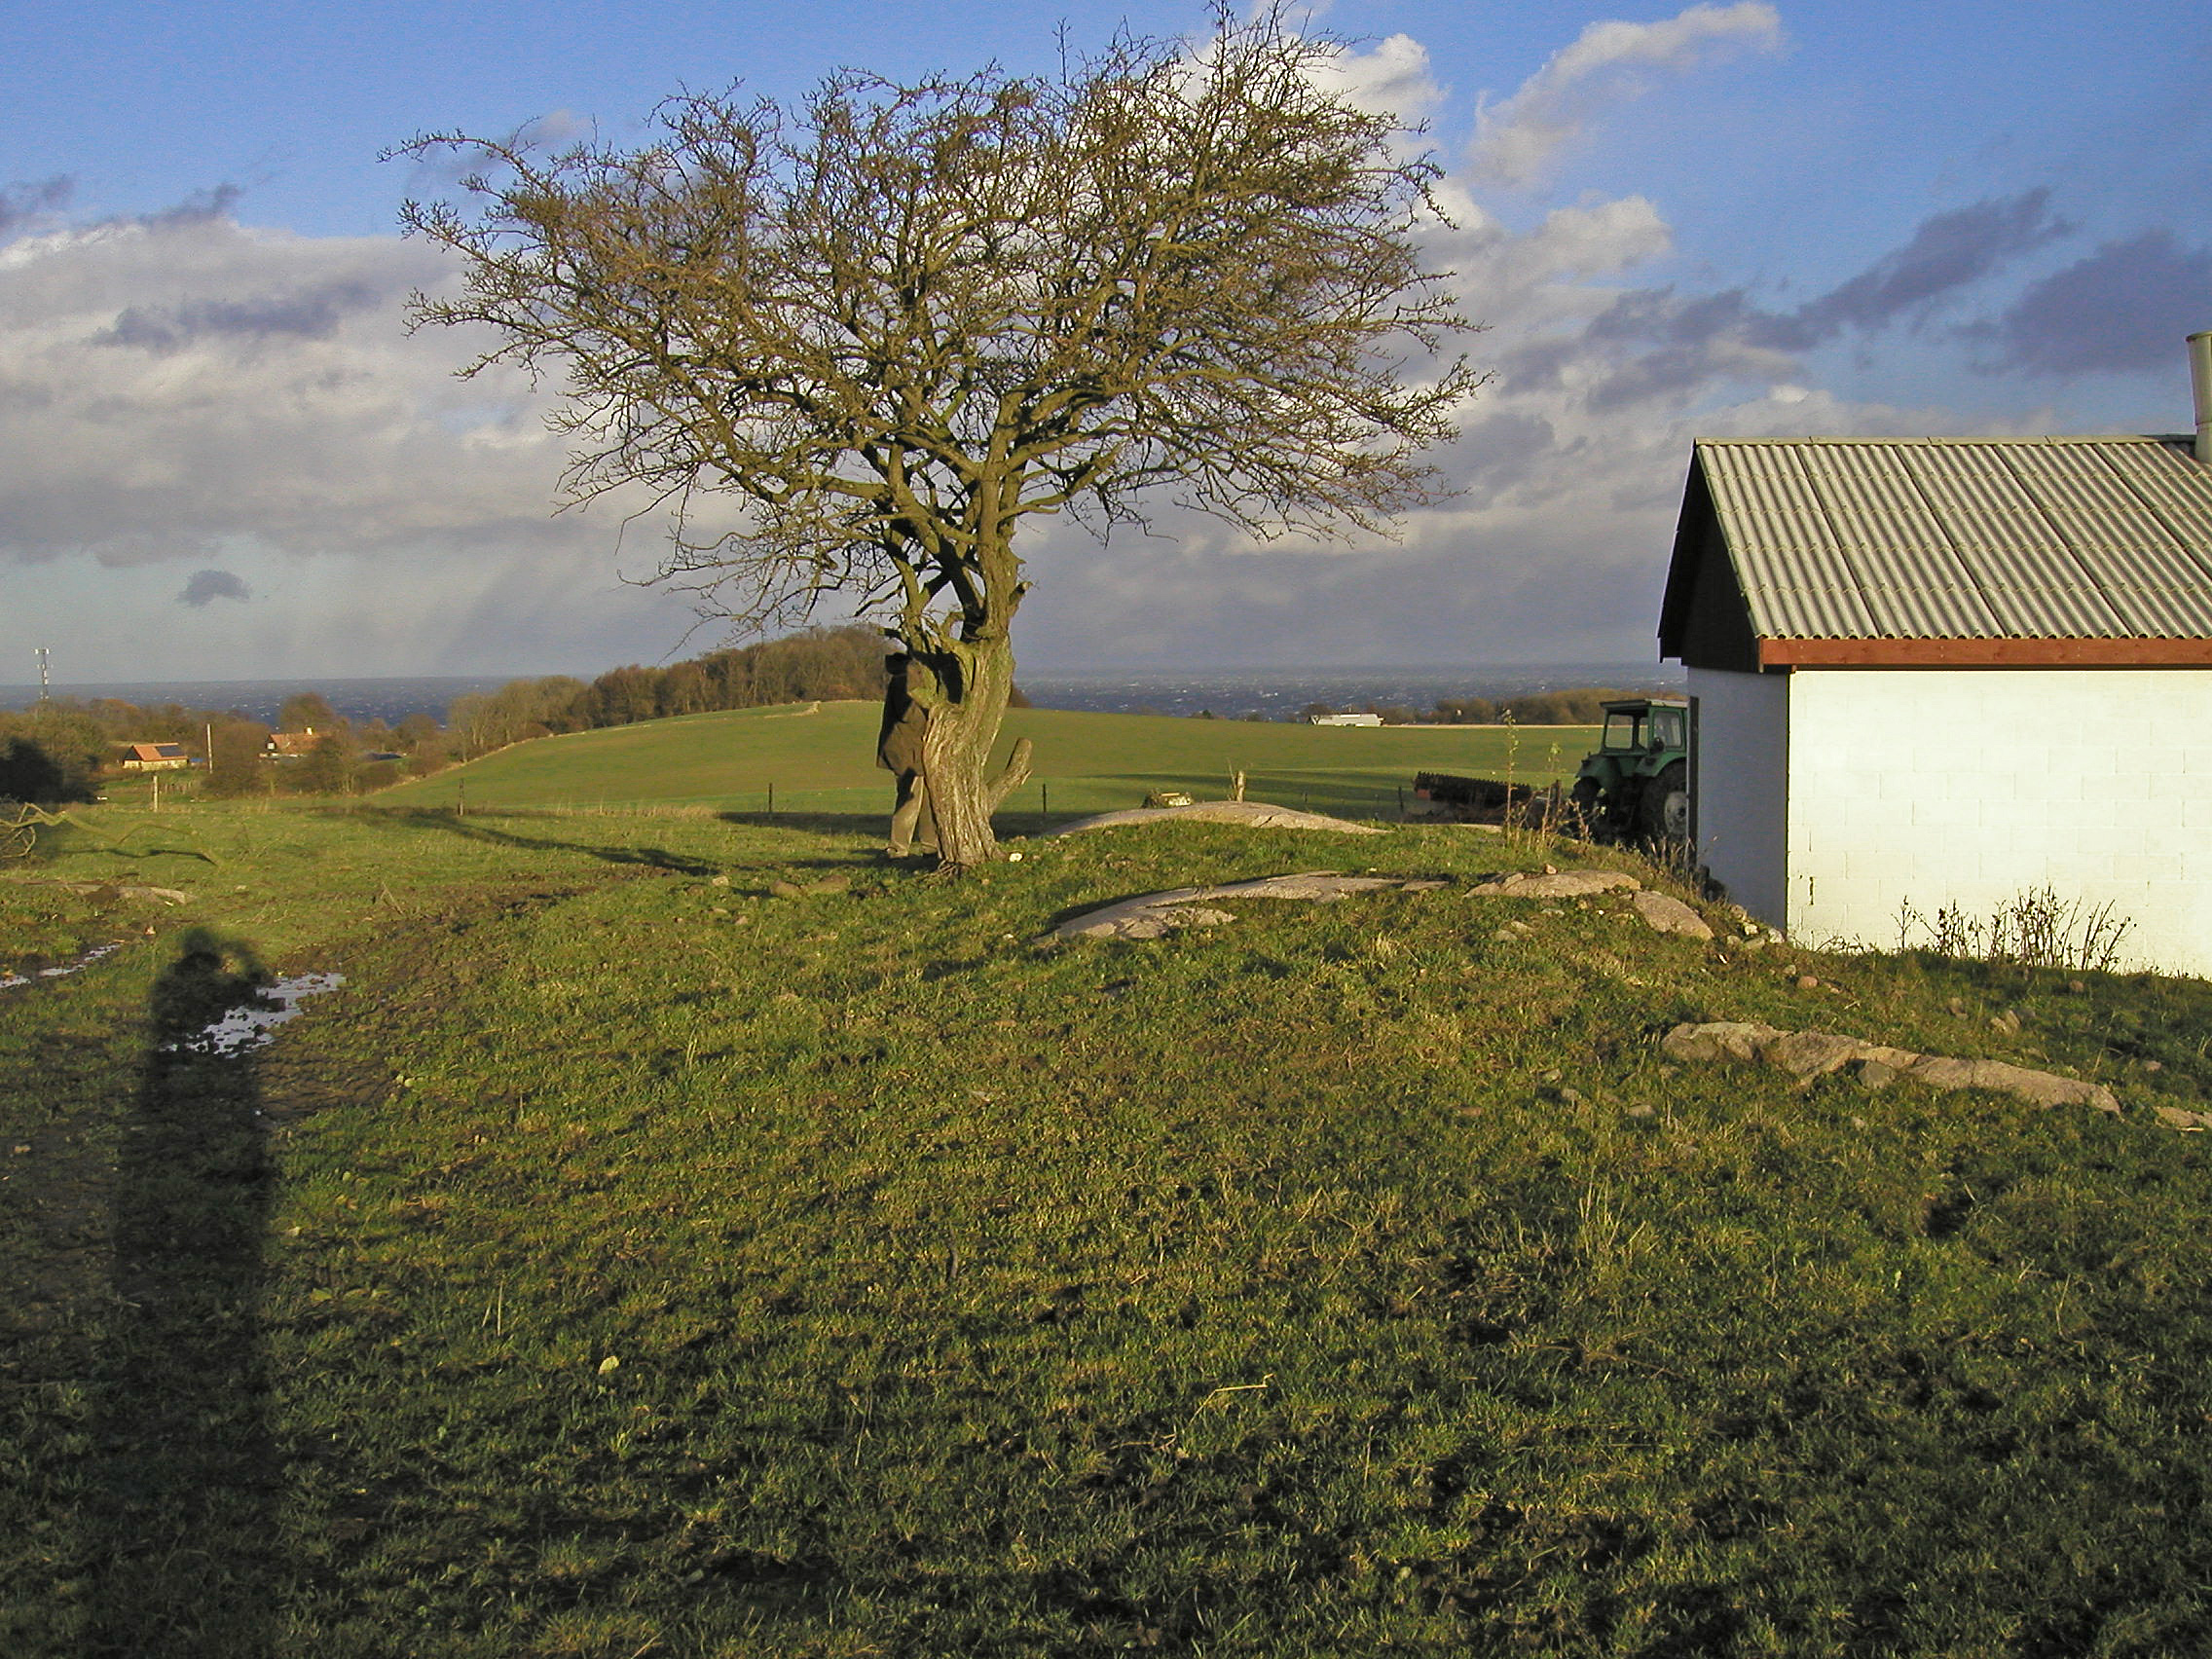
[1759,637,2212,667]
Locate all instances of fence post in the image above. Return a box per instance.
[767,783,775,817]
[1041,781,1049,830]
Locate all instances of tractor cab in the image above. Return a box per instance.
[1571,696,1689,846]
[1597,699,1687,758]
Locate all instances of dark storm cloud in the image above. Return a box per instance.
[1777,189,2069,345]
[177,568,252,607]
[1451,411,1567,491]
[100,281,382,351]
[1974,231,2212,375]
[0,175,75,235]
[1566,190,2069,406]
[1584,346,1750,410]
[133,184,244,230]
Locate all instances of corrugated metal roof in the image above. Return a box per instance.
[1694,436,2212,641]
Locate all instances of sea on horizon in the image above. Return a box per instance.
[0,661,1683,728]
[0,676,512,727]
[1019,662,1681,719]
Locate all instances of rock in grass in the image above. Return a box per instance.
[118,885,192,904]
[1470,869,1640,900]
[1052,871,1424,941]
[1902,1055,2118,1113]
[1658,1021,1780,1065]
[1048,799,1387,836]
[1630,890,1714,940]
[1661,1020,2120,1115]
[767,879,806,899]
[1072,903,1237,941]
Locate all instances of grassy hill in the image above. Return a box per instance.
[380,701,1600,823]
[6,797,2212,1655]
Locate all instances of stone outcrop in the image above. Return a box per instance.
[1054,871,1447,941]
[1469,868,1641,900]
[1661,1020,2121,1115]
[1047,800,1386,837]
[1630,891,1714,940]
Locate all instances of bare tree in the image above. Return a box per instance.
[399,6,1484,867]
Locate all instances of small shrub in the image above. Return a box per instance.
[1896,885,2133,974]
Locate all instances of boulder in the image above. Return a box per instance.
[1661,1020,2121,1116]
[1630,890,1714,940]
[1073,904,1237,941]
[1660,1021,1781,1065]
[1471,869,1641,900]
[1048,799,1386,837]
[1053,870,1431,941]
[1761,1028,1871,1080]
[1903,1055,2118,1113]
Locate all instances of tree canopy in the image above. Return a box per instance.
[401,7,1483,865]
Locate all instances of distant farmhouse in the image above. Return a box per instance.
[265,729,323,759]
[1661,346,2212,976]
[1308,712,1383,727]
[118,742,189,772]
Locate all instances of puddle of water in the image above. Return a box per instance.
[167,973,347,1057]
[0,940,126,991]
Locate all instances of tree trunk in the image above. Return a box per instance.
[914,633,1028,869]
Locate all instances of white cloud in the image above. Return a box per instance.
[0,9,2060,683]
[1017,101,2042,671]
[1307,33,1443,129]
[1470,3,1783,188]
[0,210,587,566]
[0,203,714,677]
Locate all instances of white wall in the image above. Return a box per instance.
[1688,666,1790,925]
[1783,668,2212,976]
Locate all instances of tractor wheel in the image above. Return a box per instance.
[1567,778,1603,840]
[1639,761,1688,846]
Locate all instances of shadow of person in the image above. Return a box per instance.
[89,928,281,1657]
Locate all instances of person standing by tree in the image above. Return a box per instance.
[876,654,934,857]
[400,4,1483,868]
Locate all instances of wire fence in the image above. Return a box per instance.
[460,764,1587,830]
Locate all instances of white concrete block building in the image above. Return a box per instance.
[1657,424,2212,976]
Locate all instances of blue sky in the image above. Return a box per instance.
[3,0,2207,682]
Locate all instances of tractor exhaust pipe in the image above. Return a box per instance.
[2192,330,2212,465]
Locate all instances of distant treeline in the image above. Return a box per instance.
[0,627,919,804]
[1290,688,1641,725]
[0,633,1644,809]
[444,626,899,757]
[0,690,438,803]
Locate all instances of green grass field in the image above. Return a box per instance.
[7,731,2212,1654]
[380,702,1598,823]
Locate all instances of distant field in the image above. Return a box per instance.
[381,701,1600,822]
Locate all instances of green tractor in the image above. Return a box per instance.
[1568,696,1688,846]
